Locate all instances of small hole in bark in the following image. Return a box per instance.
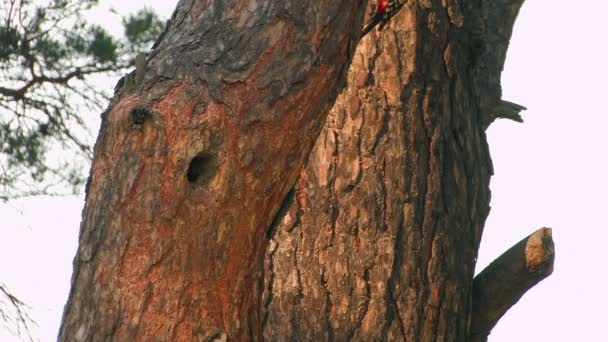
[130,107,151,125]
[187,152,216,184]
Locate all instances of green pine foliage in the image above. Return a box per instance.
[123,8,165,52]
[0,0,164,200]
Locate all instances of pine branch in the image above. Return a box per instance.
[470,227,555,342]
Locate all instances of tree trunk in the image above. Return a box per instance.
[60,0,553,341]
[59,1,366,340]
[262,1,550,341]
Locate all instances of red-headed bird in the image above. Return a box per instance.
[361,0,407,37]
[377,0,389,13]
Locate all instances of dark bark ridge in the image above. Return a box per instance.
[59,0,366,340]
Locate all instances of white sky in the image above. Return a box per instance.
[1,1,607,341]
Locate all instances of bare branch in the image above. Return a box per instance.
[0,283,35,342]
[470,227,555,342]
[0,63,129,101]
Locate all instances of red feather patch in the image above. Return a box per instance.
[377,0,389,13]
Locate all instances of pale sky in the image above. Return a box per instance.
[1,1,606,341]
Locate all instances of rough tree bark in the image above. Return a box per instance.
[59,0,366,340]
[60,0,554,341]
[262,0,552,341]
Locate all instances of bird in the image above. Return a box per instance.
[361,0,408,37]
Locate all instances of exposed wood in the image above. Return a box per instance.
[470,227,555,342]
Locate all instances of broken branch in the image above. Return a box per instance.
[470,227,555,342]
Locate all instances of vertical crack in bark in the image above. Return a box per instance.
[320,267,335,341]
[363,38,384,88]
[345,104,365,193]
[294,232,304,301]
[383,213,407,340]
[349,267,371,339]
[328,130,340,247]
[266,187,296,238]
[290,184,306,339]
[287,199,303,234]
[354,144,364,192]
[422,124,447,340]
[392,29,406,86]
[414,86,433,339]
[371,94,391,155]
[380,159,389,233]
[431,254,447,341]
[262,239,277,331]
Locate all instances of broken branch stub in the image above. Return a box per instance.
[471,227,555,342]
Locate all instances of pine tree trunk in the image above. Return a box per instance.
[60,1,552,341]
[262,1,542,341]
[262,6,490,342]
[59,1,366,340]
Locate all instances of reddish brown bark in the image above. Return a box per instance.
[60,0,550,341]
[59,1,366,340]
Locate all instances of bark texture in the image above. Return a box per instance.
[59,0,366,340]
[262,1,530,341]
[60,0,542,341]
